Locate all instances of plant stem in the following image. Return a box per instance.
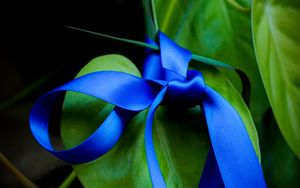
[0,152,39,188]
[191,54,233,69]
[65,26,233,69]
[65,26,159,50]
[59,170,77,188]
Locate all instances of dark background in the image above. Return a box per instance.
[0,1,146,187]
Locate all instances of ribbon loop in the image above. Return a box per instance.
[159,32,192,78]
[29,71,161,163]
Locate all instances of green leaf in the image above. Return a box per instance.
[60,54,260,187]
[257,109,300,187]
[252,0,300,159]
[146,0,269,124]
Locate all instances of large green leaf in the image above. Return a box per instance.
[60,54,260,187]
[252,0,300,159]
[146,0,269,124]
[258,109,300,187]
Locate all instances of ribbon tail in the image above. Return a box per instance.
[202,87,267,188]
[199,148,224,188]
[145,87,168,188]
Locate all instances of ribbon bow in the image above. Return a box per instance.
[29,32,266,188]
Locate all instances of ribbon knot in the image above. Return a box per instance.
[164,70,206,108]
[29,31,267,188]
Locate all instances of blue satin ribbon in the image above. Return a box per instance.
[29,31,266,187]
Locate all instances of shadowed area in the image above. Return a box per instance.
[0,0,145,187]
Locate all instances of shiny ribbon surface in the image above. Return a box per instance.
[30,32,266,187]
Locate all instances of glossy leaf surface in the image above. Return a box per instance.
[60,54,260,187]
[252,0,300,158]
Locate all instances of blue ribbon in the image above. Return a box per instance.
[29,31,266,187]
